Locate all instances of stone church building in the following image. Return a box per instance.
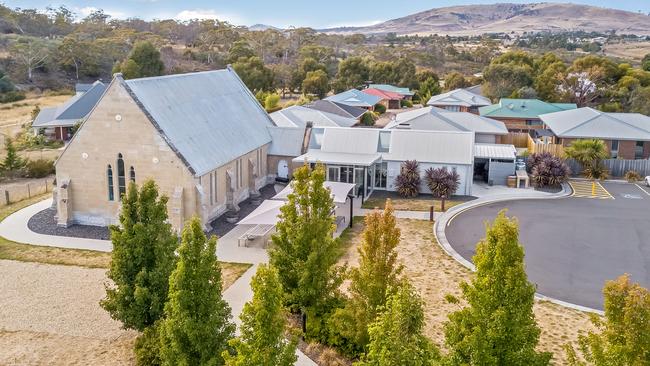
[55,67,276,230]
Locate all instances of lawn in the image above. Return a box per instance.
[362,191,473,212]
[338,218,594,365]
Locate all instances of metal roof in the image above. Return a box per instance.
[320,127,380,155]
[270,105,357,128]
[474,143,517,160]
[479,99,577,119]
[273,181,355,203]
[33,81,106,128]
[363,88,404,100]
[368,84,414,96]
[293,150,381,166]
[306,100,366,119]
[385,106,508,135]
[427,88,491,107]
[324,89,382,108]
[540,107,650,141]
[463,85,485,97]
[382,129,474,165]
[123,68,273,176]
[267,126,305,156]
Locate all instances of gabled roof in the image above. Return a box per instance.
[479,99,577,119]
[306,100,366,119]
[75,83,95,93]
[270,105,357,128]
[363,88,404,100]
[324,89,382,108]
[427,88,491,108]
[267,126,305,156]
[368,84,414,96]
[33,81,106,128]
[540,107,650,141]
[122,68,273,176]
[385,106,508,135]
[464,85,485,97]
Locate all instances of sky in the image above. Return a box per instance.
[4,0,650,29]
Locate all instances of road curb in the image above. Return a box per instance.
[432,184,605,315]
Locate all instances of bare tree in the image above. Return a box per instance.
[11,38,50,81]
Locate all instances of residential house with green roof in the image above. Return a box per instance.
[479,98,577,132]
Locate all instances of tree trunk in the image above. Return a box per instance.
[441,197,446,212]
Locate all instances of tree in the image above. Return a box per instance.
[483,63,534,100]
[223,264,298,366]
[1,137,26,178]
[100,180,178,331]
[57,36,100,80]
[332,57,369,92]
[564,139,609,180]
[629,86,650,115]
[643,53,650,72]
[10,37,50,81]
[418,77,441,105]
[565,274,650,366]
[0,69,16,93]
[114,41,164,79]
[444,211,551,366]
[232,56,275,93]
[395,160,420,198]
[356,282,440,366]
[264,93,281,113]
[160,217,235,366]
[269,164,343,320]
[302,69,329,99]
[330,201,403,356]
[444,72,468,91]
[424,167,460,211]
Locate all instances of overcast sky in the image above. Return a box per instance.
[5,0,650,29]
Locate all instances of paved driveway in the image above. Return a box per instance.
[445,182,650,310]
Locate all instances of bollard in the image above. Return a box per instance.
[430,205,434,222]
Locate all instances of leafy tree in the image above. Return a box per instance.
[291,57,327,91]
[330,201,403,356]
[332,57,370,92]
[356,282,440,366]
[223,264,298,366]
[444,72,468,91]
[564,139,609,180]
[643,53,650,72]
[160,217,235,366]
[360,111,377,126]
[302,69,329,99]
[629,86,650,115]
[100,180,178,331]
[418,77,441,105]
[565,274,650,366]
[114,41,164,79]
[526,152,570,187]
[424,167,460,211]
[1,137,26,178]
[227,40,256,64]
[444,211,551,366]
[269,164,343,319]
[534,55,567,102]
[395,160,420,198]
[0,69,16,93]
[232,56,275,92]
[483,63,534,100]
[57,36,100,80]
[264,93,281,113]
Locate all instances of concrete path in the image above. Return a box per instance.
[0,198,317,366]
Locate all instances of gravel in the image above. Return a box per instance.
[27,207,110,240]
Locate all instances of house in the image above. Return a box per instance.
[427,88,491,113]
[368,84,415,100]
[266,126,307,181]
[75,83,96,95]
[479,98,577,132]
[362,88,404,109]
[464,84,485,97]
[385,106,508,144]
[539,107,650,159]
[324,89,382,110]
[305,100,366,120]
[292,127,475,198]
[269,105,357,128]
[32,81,106,141]
[54,68,274,231]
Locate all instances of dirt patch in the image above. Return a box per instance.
[339,218,594,364]
[362,191,472,212]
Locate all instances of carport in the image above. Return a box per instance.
[473,144,517,185]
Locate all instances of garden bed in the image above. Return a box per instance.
[362,191,474,212]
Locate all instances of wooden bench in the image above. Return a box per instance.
[238,224,275,247]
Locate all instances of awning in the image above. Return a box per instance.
[292,150,380,166]
[273,181,356,203]
[236,200,285,226]
[474,143,516,160]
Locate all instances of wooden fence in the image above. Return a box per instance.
[565,159,650,177]
[499,132,529,148]
[527,134,565,157]
[0,177,55,206]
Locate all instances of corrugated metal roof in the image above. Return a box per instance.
[383,129,474,164]
[474,143,517,160]
[267,126,305,156]
[464,85,485,97]
[386,106,507,135]
[363,88,403,100]
[270,105,357,128]
[368,84,414,96]
[293,150,381,166]
[306,100,366,119]
[427,88,491,107]
[324,89,382,108]
[320,127,380,154]
[33,81,106,128]
[540,107,650,141]
[124,68,273,176]
[479,99,577,119]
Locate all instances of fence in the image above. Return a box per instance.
[499,132,529,148]
[527,134,565,157]
[0,176,55,206]
[565,159,650,177]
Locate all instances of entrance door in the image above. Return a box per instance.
[277,160,289,179]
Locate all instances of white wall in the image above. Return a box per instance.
[385,161,473,196]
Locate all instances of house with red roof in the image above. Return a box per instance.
[362,88,404,109]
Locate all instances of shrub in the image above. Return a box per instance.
[373,103,386,114]
[134,323,162,366]
[0,91,26,104]
[400,99,413,108]
[265,93,282,113]
[26,159,55,178]
[360,111,377,126]
[624,170,642,182]
[424,167,460,210]
[526,152,570,187]
[395,160,420,198]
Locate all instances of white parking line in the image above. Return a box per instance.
[635,184,650,196]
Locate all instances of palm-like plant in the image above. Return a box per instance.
[395,160,421,198]
[424,167,460,211]
[564,139,609,180]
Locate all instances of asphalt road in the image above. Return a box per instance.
[445,182,650,310]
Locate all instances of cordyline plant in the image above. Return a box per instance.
[564,139,609,180]
[424,167,460,211]
[395,160,420,198]
[527,152,570,188]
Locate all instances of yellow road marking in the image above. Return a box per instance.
[569,181,613,199]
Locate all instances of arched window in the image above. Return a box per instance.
[129,166,135,182]
[117,153,126,198]
[107,165,114,201]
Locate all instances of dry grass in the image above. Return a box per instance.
[603,41,650,62]
[0,94,71,134]
[362,191,469,212]
[339,218,594,365]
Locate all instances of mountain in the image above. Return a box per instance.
[248,24,281,31]
[323,3,650,36]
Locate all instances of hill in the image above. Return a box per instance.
[323,2,650,36]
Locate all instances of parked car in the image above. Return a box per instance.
[645,176,650,187]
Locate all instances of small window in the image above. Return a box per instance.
[117,153,126,198]
[635,141,644,159]
[129,166,135,182]
[107,165,114,201]
[610,140,619,158]
[328,167,339,181]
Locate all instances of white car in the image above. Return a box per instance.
[646,176,650,187]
